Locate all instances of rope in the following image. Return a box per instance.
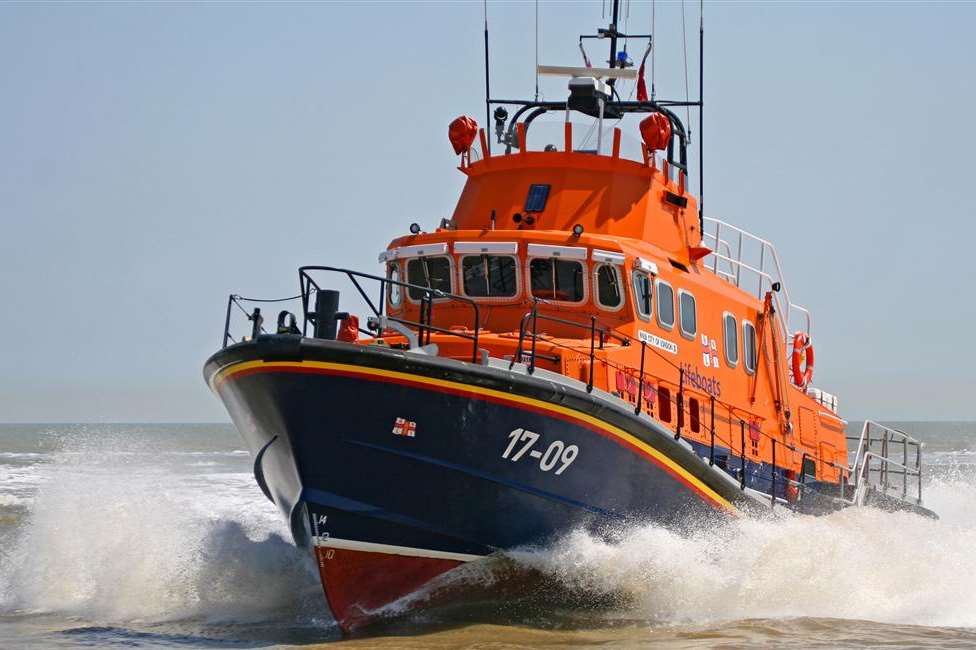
[230,297,268,335]
[232,292,305,304]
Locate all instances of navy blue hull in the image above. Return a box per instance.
[204,335,748,627]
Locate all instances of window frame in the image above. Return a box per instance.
[593,262,626,312]
[677,289,697,340]
[526,256,588,305]
[386,261,403,308]
[742,319,758,375]
[631,270,653,321]
[655,279,676,331]
[404,255,455,303]
[722,311,739,368]
[458,254,521,302]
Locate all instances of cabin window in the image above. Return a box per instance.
[461,255,518,298]
[743,321,758,374]
[658,386,672,423]
[632,271,653,319]
[595,264,623,309]
[689,397,701,433]
[405,256,453,301]
[530,258,585,302]
[678,290,697,339]
[386,262,402,307]
[655,280,675,330]
[723,312,738,368]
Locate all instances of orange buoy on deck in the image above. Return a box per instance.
[448,116,479,154]
[791,332,815,389]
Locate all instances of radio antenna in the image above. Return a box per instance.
[483,0,491,155]
[698,0,704,232]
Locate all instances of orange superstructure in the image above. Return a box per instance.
[376,120,844,486]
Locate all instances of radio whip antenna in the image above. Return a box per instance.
[483,0,491,155]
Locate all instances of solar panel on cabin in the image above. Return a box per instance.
[524,184,551,212]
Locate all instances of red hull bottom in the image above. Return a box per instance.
[314,543,467,632]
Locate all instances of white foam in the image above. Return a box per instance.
[0,431,321,624]
[0,495,26,508]
[509,477,976,629]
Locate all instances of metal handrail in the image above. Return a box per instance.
[221,292,305,348]
[511,301,629,389]
[297,266,482,364]
[702,217,812,346]
[846,420,923,504]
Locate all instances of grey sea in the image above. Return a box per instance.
[1,422,974,649]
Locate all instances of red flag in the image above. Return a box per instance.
[636,59,648,102]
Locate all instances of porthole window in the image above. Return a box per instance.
[632,271,653,319]
[678,290,697,339]
[386,262,402,307]
[656,280,675,330]
[405,256,452,301]
[530,258,584,302]
[461,255,518,298]
[723,312,739,368]
[595,264,623,309]
[743,321,758,375]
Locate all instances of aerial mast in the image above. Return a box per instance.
[699,0,704,232]
[606,0,621,90]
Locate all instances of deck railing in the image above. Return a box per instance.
[298,266,482,363]
[220,276,925,513]
[701,217,812,346]
[846,420,923,505]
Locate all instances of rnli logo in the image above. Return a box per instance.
[392,417,417,438]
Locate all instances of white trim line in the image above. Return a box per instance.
[312,536,483,563]
[454,241,519,255]
[592,249,625,265]
[395,243,450,258]
[526,243,587,260]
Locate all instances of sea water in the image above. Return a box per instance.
[0,422,974,649]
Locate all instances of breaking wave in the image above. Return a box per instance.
[0,431,322,626]
[508,474,976,629]
[2,424,975,635]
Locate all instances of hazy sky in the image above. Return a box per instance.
[2,1,974,422]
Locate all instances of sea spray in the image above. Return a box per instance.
[0,429,322,624]
[3,424,976,635]
[507,474,976,629]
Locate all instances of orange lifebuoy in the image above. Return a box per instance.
[791,332,814,389]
